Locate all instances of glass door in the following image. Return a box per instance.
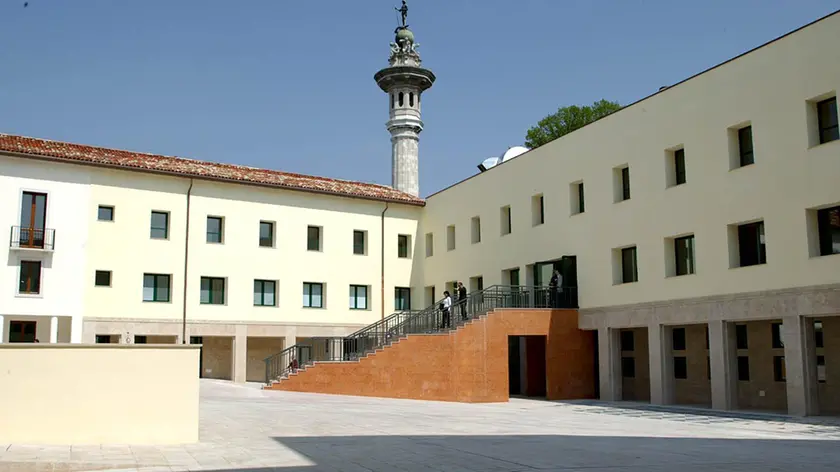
[20,192,47,248]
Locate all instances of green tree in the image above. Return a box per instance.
[524,99,621,148]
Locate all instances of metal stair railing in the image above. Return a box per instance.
[264,285,578,384]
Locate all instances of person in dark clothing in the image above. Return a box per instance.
[457,281,468,320]
[549,269,562,308]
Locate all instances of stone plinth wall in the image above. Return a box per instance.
[265,309,595,403]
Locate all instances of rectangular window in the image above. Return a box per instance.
[95,270,112,287]
[621,167,630,201]
[815,320,824,348]
[621,357,635,378]
[97,205,114,221]
[150,211,169,239]
[674,356,688,379]
[817,97,839,144]
[95,334,112,344]
[349,285,368,310]
[394,287,411,311]
[259,221,274,248]
[621,247,638,283]
[253,279,276,307]
[143,273,171,302]
[672,327,686,351]
[303,282,323,308]
[817,206,840,256]
[206,216,223,243]
[134,335,147,344]
[509,268,520,286]
[19,261,41,294]
[738,126,754,166]
[771,322,784,349]
[19,192,47,248]
[471,216,481,243]
[425,232,434,257]
[446,225,456,251]
[200,277,225,305]
[773,356,786,382]
[532,194,545,226]
[577,182,585,213]
[735,324,748,350]
[674,149,686,185]
[353,230,366,255]
[9,321,37,343]
[707,356,711,380]
[674,235,696,276]
[737,221,766,267]
[398,234,410,258]
[620,330,634,352]
[307,226,321,251]
[500,206,512,235]
[737,356,750,381]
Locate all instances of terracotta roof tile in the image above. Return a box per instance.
[0,133,425,206]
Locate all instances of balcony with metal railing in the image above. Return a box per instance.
[9,226,56,251]
[264,284,578,384]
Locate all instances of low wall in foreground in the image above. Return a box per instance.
[0,344,200,445]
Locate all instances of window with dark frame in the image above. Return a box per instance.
[303,282,324,308]
[394,287,411,311]
[815,320,824,348]
[674,356,688,379]
[307,226,321,251]
[259,221,274,247]
[350,285,368,310]
[674,149,686,185]
[534,194,545,225]
[674,235,695,276]
[501,206,512,235]
[143,273,170,302]
[817,206,840,256]
[19,261,41,294]
[200,277,225,305]
[19,191,47,249]
[398,234,410,258]
[95,270,112,287]
[737,355,750,381]
[253,280,276,307]
[773,356,786,382]
[206,217,223,243]
[620,330,634,352]
[135,335,147,344]
[737,221,766,267]
[621,167,631,200]
[9,321,37,343]
[672,328,686,351]
[577,182,585,213]
[707,356,711,380]
[735,324,748,349]
[95,335,112,344]
[353,230,366,255]
[471,217,481,243]
[509,268,520,286]
[817,97,839,144]
[621,247,638,283]
[97,205,114,221]
[771,322,784,349]
[621,357,635,378]
[150,211,169,239]
[738,126,754,166]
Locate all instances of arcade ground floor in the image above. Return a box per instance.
[82,318,366,383]
[582,283,840,416]
[0,314,81,343]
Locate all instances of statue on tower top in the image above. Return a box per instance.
[395,1,408,28]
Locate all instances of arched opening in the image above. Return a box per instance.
[409,92,414,107]
[398,92,404,107]
[390,94,395,109]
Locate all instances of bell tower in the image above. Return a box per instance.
[374,1,435,197]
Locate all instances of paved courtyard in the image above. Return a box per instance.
[2,379,840,472]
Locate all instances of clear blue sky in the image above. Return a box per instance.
[1,1,837,196]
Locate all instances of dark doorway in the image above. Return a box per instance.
[190,336,204,378]
[593,329,600,399]
[508,335,547,398]
[532,255,578,308]
[9,321,37,343]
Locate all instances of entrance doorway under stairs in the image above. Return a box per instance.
[508,335,547,398]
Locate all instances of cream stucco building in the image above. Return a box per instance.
[1,10,839,414]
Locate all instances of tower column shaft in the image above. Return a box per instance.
[391,132,419,197]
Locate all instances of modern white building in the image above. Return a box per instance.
[0,8,838,414]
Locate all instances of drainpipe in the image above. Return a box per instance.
[381,202,389,321]
[181,179,194,344]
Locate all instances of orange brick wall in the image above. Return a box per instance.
[265,309,595,403]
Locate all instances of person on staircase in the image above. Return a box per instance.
[440,291,452,329]
[457,281,468,320]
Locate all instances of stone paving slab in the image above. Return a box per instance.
[1,380,839,471]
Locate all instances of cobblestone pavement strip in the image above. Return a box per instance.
[1,379,839,471]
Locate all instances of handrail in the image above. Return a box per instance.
[264,284,579,384]
[9,226,56,251]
